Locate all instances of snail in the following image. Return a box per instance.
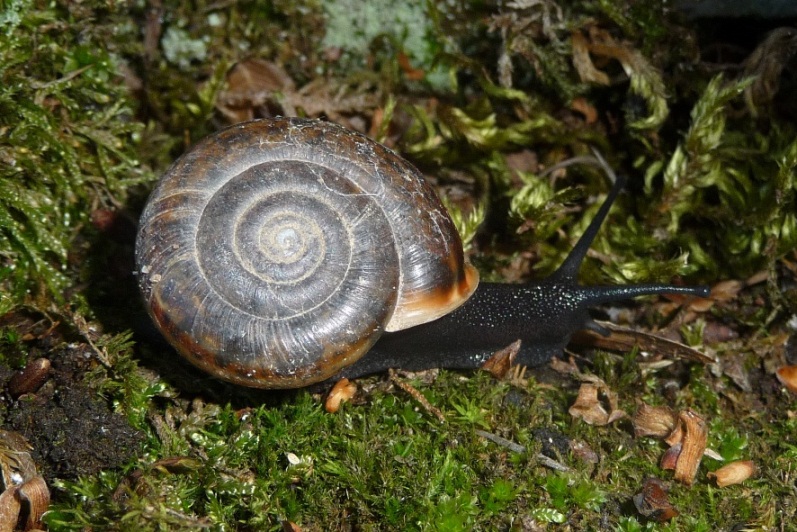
[135,117,708,389]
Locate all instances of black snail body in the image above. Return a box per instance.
[135,117,709,389]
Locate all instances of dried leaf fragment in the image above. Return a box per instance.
[216,59,295,123]
[664,420,684,447]
[0,486,21,532]
[325,378,357,413]
[569,384,605,425]
[152,456,202,475]
[571,31,609,85]
[568,383,625,426]
[673,410,707,486]
[569,26,668,129]
[742,27,797,116]
[710,279,744,303]
[481,340,520,379]
[282,520,302,532]
[633,477,679,522]
[397,51,425,81]
[721,353,752,392]
[569,439,599,464]
[776,365,797,393]
[549,356,579,375]
[0,431,49,531]
[569,96,598,124]
[703,448,724,462]
[0,431,35,489]
[16,476,49,531]
[633,405,716,486]
[707,460,756,488]
[633,403,677,438]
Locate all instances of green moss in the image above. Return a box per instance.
[0,0,147,309]
[0,326,25,367]
[42,358,797,529]
[442,195,485,252]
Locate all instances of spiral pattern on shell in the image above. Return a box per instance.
[135,118,478,388]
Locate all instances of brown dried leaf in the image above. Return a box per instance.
[217,59,296,123]
[633,403,677,438]
[571,31,610,85]
[707,460,757,488]
[0,309,60,344]
[152,457,202,475]
[282,520,302,532]
[569,383,625,425]
[664,420,684,447]
[673,410,707,485]
[0,486,20,532]
[397,51,425,81]
[549,356,579,375]
[0,431,49,532]
[17,476,49,531]
[721,353,752,392]
[742,27,797,116]
[690,276,759,313]
[571,25,667,109]
[710,279,745,302]
[325,378,357,413]
[302,81,381,130]
[569,439,599,464]
[504,149,539,176]
[686,296,714,313]
[481,340,521,379]
[0,431,36,488]
[579,27,645,77]
[702,321,738,344]
[569,384,607,425]
[660,443,681,471]
[569,96,598,124]
[776,365,797,393]
[607,408,627,424]
[632,477,679,522]
[746,270,770,285]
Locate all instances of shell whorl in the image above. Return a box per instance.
[135,118,478,388]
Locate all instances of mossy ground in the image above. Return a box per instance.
[0,1,795,530]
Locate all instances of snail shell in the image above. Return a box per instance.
[135,118,479,388]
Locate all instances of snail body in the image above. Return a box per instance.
[136,118,707,389]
